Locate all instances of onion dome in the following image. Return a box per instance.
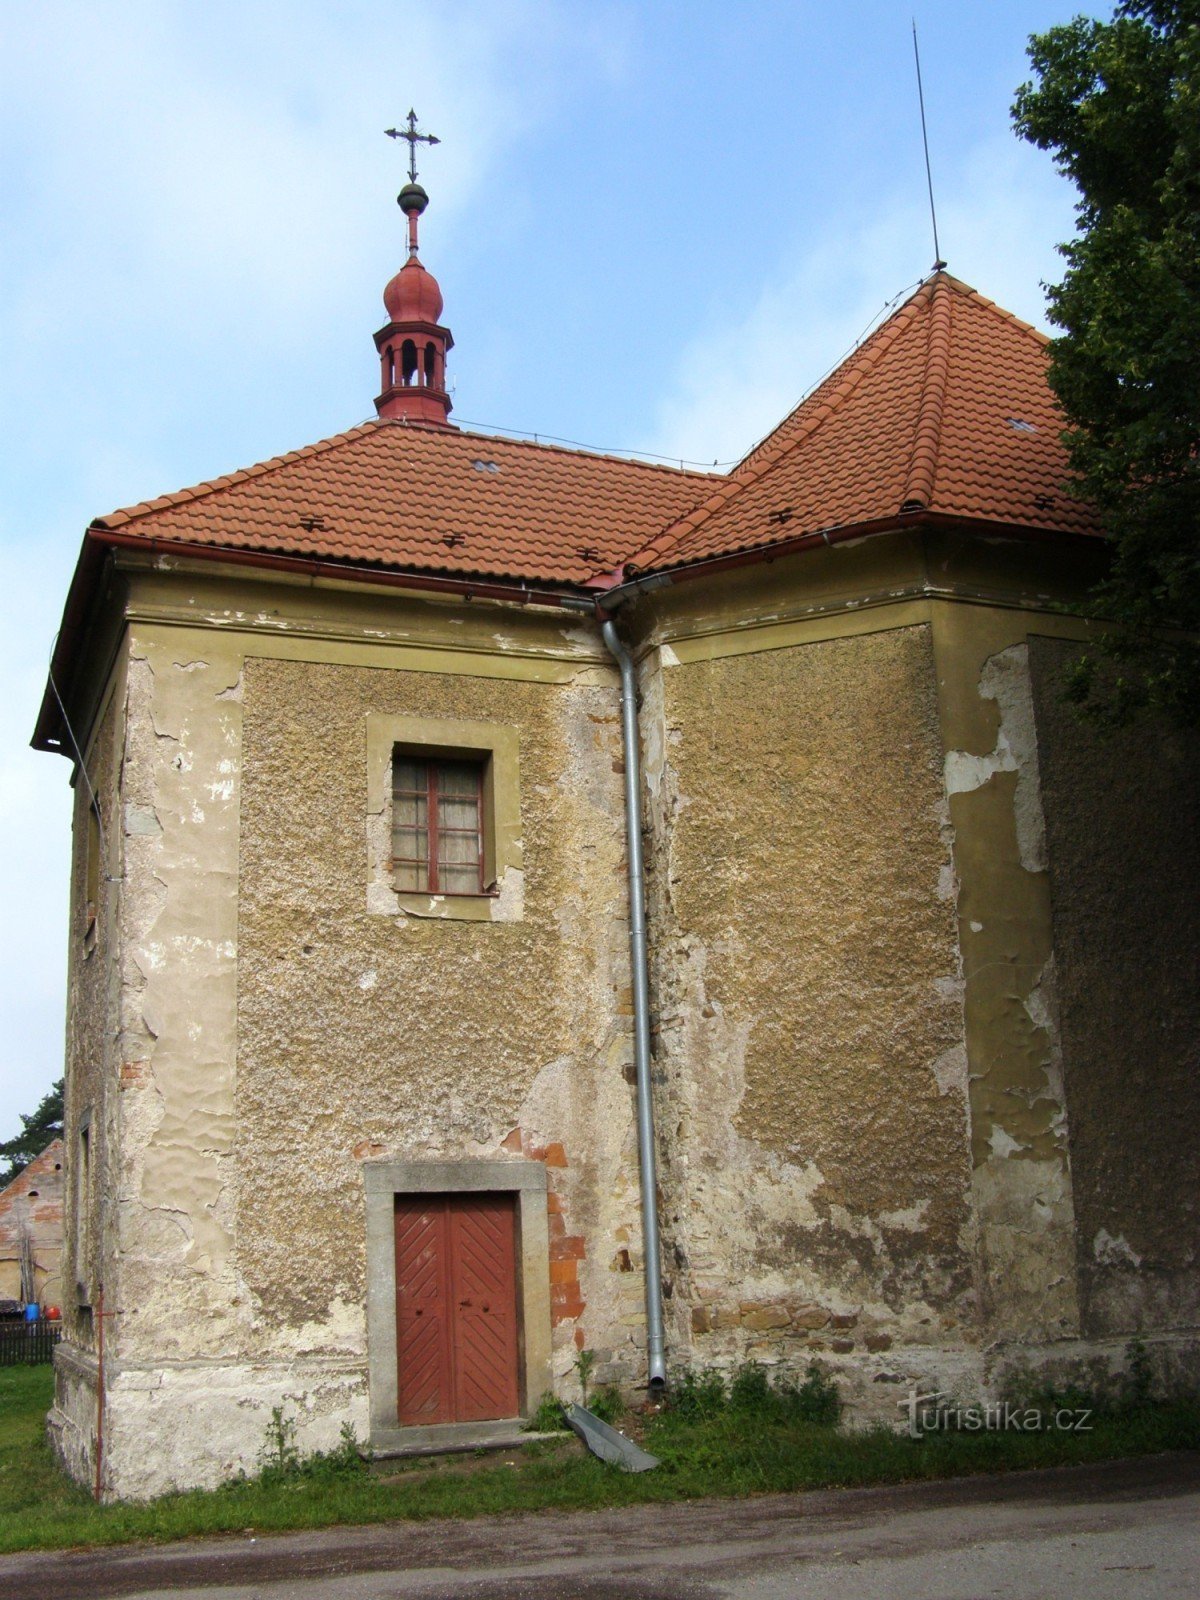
[383,257,444,326]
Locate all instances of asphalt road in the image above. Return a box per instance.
[1,1452,1196,1600]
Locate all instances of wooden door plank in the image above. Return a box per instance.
[394,1197,453,1425]
[448,1193,520,1422]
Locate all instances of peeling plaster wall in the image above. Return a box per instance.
[112,633,245,1361]
[49,668,124,1489]
[51,627,254,1496]
[47,548,1199,1494]
[639,621,976,1411]
[1028,636,1200,1339]
[932,610,1080,1348]
[52,588,655,1498]
[234,655,647,1388]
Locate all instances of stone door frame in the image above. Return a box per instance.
[363,1159,551,1454]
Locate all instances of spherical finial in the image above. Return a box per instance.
[398,183,429,217]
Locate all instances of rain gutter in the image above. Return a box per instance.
[86,525,589,609]
[594,507,1103,611]
[33,527,593,754]
[598,612,667,1392]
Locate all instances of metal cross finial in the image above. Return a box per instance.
[385,109,440,185]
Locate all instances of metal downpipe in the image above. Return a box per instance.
[601,617,668,1391]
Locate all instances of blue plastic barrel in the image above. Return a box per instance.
[23,1302,39,1322]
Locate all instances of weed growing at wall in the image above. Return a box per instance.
[1003,1337,1163,1425]
[666,1362,841,1427]
[249,1410,364,1489]
[526,1381,628,1431]
[2,1365,1198,1555]
[573,1348,597,1405]
[526,1394,571,1433]
[256,1408,301,1482]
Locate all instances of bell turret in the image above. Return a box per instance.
[374,117,455,428]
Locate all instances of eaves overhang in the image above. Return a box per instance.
[32,506,1107,756]
[595,508,1107,612]
[30,524,600,757]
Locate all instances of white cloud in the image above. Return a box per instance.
[0,0,628,1141]
[649,134,1077,468]
[0,4,1076,1144]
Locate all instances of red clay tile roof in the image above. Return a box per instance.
[626,273,1101,574]
[92,420,712,587]
[88,275,1097,592]
[35,274,1103,755]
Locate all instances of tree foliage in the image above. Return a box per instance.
[1013,1,1200,722]
[0,1080,64,1187]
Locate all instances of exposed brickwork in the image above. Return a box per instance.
[501,1126,586,1330]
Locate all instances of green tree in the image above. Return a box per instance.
[0,1079,64,1186]
[1013,2,1200,722]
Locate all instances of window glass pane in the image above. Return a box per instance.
[394,793,427,828]
[438,762,478,797]
[393,757,427,792]
[392,813,429,892]
[439,795,478,832]
[440,830,480,865]
[440,863,481,894]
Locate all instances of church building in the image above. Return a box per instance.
[34,136,1200,1499]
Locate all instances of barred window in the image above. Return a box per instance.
[391,754,485,895]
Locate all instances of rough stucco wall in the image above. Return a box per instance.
[1029,635,1200,1338]
[111,635,245,1363]
[235,656,646,1383]
[642,623,975,1389]
[50,672,123,1486]
[934,614,1080,1350]
[63,685,121,1324]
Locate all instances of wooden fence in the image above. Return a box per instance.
[0,1318,62,1367]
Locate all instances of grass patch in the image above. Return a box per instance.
[1,1362,1198,1555]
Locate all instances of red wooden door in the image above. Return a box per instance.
[394,1193,519,1426]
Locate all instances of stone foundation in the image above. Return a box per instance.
[49,1340,368,1502]
[49,1324,1200,1500]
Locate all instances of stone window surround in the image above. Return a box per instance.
[363,1159,551,1455]
[365,713,522,922]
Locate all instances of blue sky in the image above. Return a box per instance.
[0,0,1087,1141]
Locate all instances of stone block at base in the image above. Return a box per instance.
[49,1340,369,1502]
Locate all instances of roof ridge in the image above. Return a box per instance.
[630,278,938,572]
[94,422,385,530]
[901,275,954,511]
[431,422,716,481]
[95,416,715,536]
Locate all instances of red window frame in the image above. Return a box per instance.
[391,753,485,895]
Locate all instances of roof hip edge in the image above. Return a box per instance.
[628,278,938,572]
[901,275,953,511]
